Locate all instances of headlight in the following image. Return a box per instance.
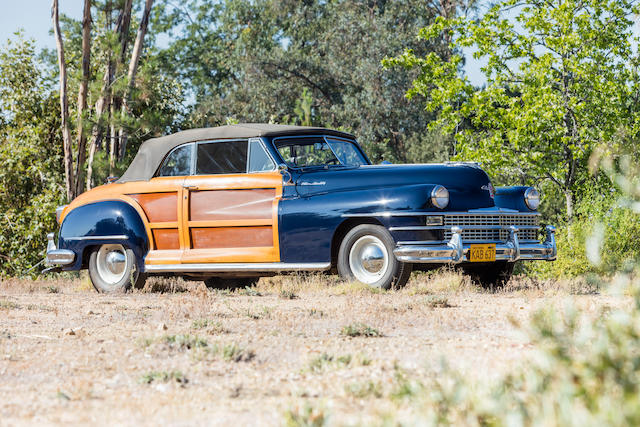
[524,187,540,210]
[431,185,449,209]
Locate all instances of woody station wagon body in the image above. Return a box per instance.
[45,124,556,292]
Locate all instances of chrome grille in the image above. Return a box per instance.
[443,214,539,242]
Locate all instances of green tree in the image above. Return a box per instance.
[0,35,64,275]
[386,0,640,218]
[156,0,475,163]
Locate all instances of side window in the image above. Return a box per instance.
[248,140,275,172]
[157,144,192,177]
[196,141,248,175]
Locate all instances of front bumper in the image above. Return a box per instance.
[394,225,556,263]
[45,233,75,266]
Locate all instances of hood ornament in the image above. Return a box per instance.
[481,183,495,199]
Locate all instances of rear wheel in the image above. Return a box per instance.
[88,244,146,293]
[462,261,514,289]
[337,224,412,290]
[204,277,260,290]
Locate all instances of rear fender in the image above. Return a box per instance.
[58,200,149,271]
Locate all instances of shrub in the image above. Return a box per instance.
[526,194,640,279]
[340,323,382,337]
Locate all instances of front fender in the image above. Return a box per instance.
[58,200,149,271]
[494,186,534,212]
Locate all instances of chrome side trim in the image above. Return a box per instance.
[144,262,331,273]
[65,235,129,241]
[389,225,541,231]
[343,211,541,218]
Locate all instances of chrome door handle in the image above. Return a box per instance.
[183,185,199,190]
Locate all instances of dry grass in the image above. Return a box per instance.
[0,269,626,425]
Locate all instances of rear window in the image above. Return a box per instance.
[157,144,193,177]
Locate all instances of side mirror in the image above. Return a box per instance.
[106,176,119,184]
[278,163,293,185]
[380,160,392,165]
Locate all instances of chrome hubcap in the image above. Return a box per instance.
[96,244,128,285]
[105,251,126,275]
[348,235,389,285]
[361,245,385,273]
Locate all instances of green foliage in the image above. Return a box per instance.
[307,353,353,373]
[527,191,640,278]
[284,404,327,427]
[162,334,209,350]
[0,35,64,276]
[340,323,382,337]
[156,0,460,163]
[386,0,640,216]
[139,370,188,385]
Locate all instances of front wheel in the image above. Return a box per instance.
[337,224,412,290]
[88,244,146,293]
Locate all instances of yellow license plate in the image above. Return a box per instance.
[469,244,496,262]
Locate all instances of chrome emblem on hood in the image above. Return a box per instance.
[481,183,495,199]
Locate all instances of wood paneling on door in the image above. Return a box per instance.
[190,226,273,249]
[189,189,275,221]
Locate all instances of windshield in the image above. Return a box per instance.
[275,137,368,168]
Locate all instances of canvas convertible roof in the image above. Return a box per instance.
[117,123,355,182]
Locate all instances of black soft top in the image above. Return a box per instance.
[118,123,354,182]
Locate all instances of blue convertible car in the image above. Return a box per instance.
[46,124,556,292]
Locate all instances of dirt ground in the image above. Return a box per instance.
[0,272,626,426]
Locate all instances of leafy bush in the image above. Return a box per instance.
[340,323,382,338]
[526,191,640,279]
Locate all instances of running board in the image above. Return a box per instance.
[143,262,331,273]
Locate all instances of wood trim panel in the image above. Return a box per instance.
[181,172,283,263]
[189,189,275,221]
[187,219,272,228]
[152,229,180,250]
[145,249,184,265]
[129,192,178,223]
[180,173,282,191]
[148,222,179,229]
[181,247,279,264]
[190,226,273,249]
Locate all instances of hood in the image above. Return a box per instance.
[294,163,495,211]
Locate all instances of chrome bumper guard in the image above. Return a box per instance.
[45,233,75,266]
[394,225,556,264]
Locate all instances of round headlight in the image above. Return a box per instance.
[524,187,540,210]
[431,185,449,209]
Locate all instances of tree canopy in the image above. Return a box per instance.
[385,0,640,218]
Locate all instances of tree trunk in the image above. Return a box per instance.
[109,97,117,173]
[117,0,134,64]
[118,0,154,161]
[73,0,92,197]
[86,1,115,190]
[52,0,75,202]
[565,189,574,221]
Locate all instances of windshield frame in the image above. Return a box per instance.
[271,134,370,170]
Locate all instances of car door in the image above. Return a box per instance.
[180,138,282,264]
[127,143,193,266]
